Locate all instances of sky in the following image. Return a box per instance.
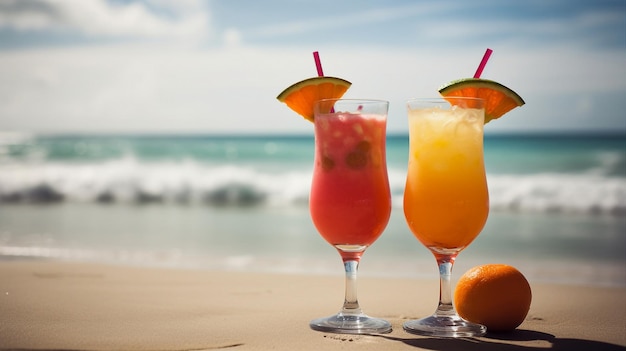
[0,0,625,135]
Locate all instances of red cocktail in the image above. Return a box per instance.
[309,99,391,334]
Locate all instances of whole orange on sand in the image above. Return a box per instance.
[454,264,532,332]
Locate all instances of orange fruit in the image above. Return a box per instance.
[454,264,532,332]
[439,78,525,124]
[276,76,351,122]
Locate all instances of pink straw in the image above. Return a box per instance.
[313,51,335,113]
[473,48,493,78]
[313,51,324,77]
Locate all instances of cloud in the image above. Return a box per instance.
[575,97,593,115]
[238,1,624,49]
[0,41,624,134]
[0,0,211,41]
[246,2,456,40]
[222,28,242,47]
[0,1,624,134]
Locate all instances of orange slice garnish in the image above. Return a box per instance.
[439,78,525,124]
[277,77,351,122]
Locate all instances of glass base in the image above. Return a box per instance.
[310,313,392,334]
[403,314,486,338]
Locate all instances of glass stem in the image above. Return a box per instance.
[435,255,457,317]
[341,259,363,315]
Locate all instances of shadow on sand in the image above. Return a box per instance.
[374,329,625,351]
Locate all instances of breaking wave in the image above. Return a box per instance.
[0,157,624,215]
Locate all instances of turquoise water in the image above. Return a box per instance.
[0,132,624,286]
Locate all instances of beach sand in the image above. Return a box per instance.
[0,260,624,351]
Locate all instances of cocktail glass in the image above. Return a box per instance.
[309,99,392,334]
[403,97,488,337]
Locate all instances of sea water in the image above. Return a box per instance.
[0,132,624,286]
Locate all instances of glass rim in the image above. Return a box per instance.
[406,97,484,103]
[316,98,389,105]
[406,97,485,109]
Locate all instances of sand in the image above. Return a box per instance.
[0,260,624,350]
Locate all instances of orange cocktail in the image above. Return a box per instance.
[403,101,489,252]
[310,110,390,249]
[402,97,488,337]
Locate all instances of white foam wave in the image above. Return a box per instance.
[0,157,311,206]
[0,159,624,215]
[488,173,626,215]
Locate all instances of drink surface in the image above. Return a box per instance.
[403,106,489,253]
[310,113,391,248]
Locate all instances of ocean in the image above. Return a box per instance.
[0,132,624,287]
